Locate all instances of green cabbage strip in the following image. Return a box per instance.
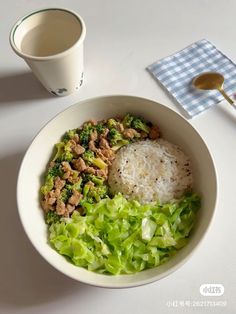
[49,193,200,275]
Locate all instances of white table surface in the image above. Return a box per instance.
[1,0,236,313]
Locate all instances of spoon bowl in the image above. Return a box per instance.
[193,72,234,105]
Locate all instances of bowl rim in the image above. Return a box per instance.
[16,94,218,288]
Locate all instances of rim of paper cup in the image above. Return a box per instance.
[9,7,86,61]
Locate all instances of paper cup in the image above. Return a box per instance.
[10,8,86,96]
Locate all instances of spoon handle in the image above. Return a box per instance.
[217,87,234,105]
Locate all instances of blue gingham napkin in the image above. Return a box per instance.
[147,39,236,117]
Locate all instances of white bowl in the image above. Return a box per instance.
[17,95,217,288]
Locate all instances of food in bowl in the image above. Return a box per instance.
[40,113,200,275]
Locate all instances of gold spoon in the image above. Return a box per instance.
[193,72,234,105]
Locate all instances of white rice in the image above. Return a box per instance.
[108,139,193,204]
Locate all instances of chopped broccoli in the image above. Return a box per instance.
[131,117,150,133]
[71,178,82,191]
[79,123,94,147]
[82,150,94,160]
[79,130,90,146]
[62,151,74,162]
[95,123,105,134]
[108,128,122,143]
[108,128,130,149]
[47,162,63,178]
[87,174,104,186]
[52,141,74,162]
[41,174,54,195]
[60,187,72,202]
[108,128,130,147]
[53,142,65,161]
[107,118,119,129]
[40,163,62,195]
[82,182,91,197]
[111,140,130,151]
[41,161,65,195]
[70,170,79,180]
[62,141,75,161]
[82,181,108,203]
[89,185,108,202]
[82,150,107,169]
[60,179,82,202]
[45,211,61,225]
[63,129,77,142]
[122,114,134,127]
[95,185,108,198]
[88,189,100,203]
[82,173,104,186]
[80,182,94,204]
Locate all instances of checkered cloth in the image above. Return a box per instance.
[147,39,236,117]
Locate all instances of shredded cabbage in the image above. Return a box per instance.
[49,193,200,275]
